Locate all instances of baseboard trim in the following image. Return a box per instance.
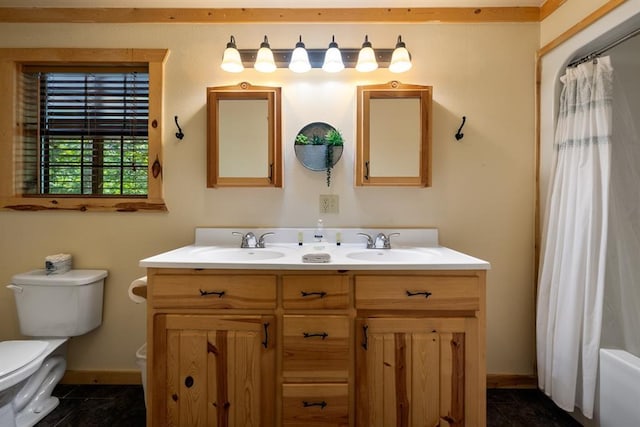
[487,374,537,389]
[61,370,142,385]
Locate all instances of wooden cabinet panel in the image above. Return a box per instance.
[154,314,275,426]
[282,383,350,427]
[283,315,350,381]
[151,274,276,309]
[355,275,479,311]
[147,269,485,426]
[355,317,470,427]
[282,275,349,310]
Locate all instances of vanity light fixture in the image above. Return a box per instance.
[220,35,244,73]
[389,35,412,73]
[222,35,412,72]
[254,35,277,73]
[355,35,378,72]
[288,35,311,73]
[322,35,345,73]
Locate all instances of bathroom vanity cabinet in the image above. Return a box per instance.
[354,274,483,427]
[145,269,486,427]
[149,273,277,426]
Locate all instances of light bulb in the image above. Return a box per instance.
[254,35,276,73]
[220,35,244,73]
[389,35,412,73]
[322,35,344,73]
[289,35,311,73]
[356,35,378,72]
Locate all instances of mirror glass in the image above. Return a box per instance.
[369,98,420,177]
[207,82,282,187]
[356,81,432,187]
[218,99,268,177]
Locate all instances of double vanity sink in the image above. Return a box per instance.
[143,244,481,267]
[140,227,489,270]
[140,227,489,426]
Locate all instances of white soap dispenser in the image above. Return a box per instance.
[314,219,324,242]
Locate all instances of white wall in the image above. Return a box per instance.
[0,21,538,376]
[540,0,612,46]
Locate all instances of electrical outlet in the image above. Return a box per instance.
[319,194,339,214]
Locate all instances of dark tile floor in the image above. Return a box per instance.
[487,388,582,427]
[35,385,582,426]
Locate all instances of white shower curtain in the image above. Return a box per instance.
[537,56,614,418]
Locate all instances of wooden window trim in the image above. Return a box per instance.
[0,48,169,212]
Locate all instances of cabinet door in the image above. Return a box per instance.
[153,314,275,427]
[356,317,474,427]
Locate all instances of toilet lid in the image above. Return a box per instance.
[0,340,48,376]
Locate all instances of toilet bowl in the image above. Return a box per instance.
[0,339,67,427]
[1,269,106,427]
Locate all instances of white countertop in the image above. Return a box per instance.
[139,228,490,271]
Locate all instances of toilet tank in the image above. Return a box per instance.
[10,269,107,337]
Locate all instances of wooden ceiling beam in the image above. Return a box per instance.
[0,7,540,24]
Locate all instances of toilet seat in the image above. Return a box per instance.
[0,340,49,390]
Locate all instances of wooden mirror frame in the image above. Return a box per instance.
[206,82,282,188]
[356,81,432,187]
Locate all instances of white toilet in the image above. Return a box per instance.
[1,269,107,427]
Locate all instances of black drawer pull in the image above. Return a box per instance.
[199,289,225,298]
[303,401,327,409]
[303,332,328,340]
[406,290,432,298]
[301,290,327,298]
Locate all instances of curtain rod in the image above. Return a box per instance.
[568,26,640,68]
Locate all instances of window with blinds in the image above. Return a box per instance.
[20,67,149,197]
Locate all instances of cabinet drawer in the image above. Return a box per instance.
[355,275,479,311]
[283,315,350,380]
[282,383,349,427]
[151,274,276,309]
[282,275,349,310]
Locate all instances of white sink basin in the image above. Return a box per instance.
[346,249,436,263]
[191,247,286,262]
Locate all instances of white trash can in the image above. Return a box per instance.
[136,343,147,407]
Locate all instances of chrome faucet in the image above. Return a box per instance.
[357,232,375,249]
[257,232,274,248]
[358,232,400,249]
[232,231,274,248]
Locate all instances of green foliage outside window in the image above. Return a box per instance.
[24,70,150,197]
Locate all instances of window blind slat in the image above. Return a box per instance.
[20,70,149,196]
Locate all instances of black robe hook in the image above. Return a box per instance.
[174,115,184,140]
[455,116,466,141]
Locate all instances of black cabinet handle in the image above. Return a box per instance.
[303,332,328,340]
[300,291,327,298]
[406,290,432,298]
[361,325,369,350]
[199,289,225,298]
[364,161,370,180]
[303,401,327,409]
[262,322,270,349]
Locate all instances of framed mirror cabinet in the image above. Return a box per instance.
[206,82,282,187]
[356,81,432,187]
